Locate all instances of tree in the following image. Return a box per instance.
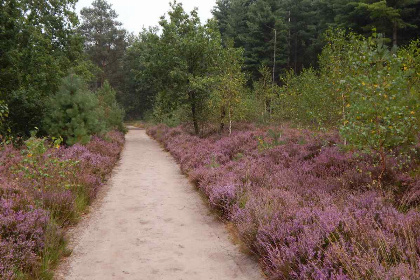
[97,81,125,132]
[213,0,334,79]
[120,28,160,119]
[351,0,419,48]
[154,2,224,135]
[78,0,127,90]
[0,0,83,137]
[0,101,9,141]
[211,44,246,134]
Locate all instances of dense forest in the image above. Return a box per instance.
[1,0,420,279]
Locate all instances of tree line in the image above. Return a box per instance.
[0,0,126,144]
[1,0,419,143]
[122,0,420,120]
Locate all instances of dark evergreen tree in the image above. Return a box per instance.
[78,0,127,90]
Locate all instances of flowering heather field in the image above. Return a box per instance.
[147,124,420,280]
[0,131,124,279]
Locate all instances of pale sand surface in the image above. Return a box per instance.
[55,129,263,280]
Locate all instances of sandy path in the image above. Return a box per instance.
[56,129,263,280]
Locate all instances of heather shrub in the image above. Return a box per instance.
[148,124,420,279]
[0,197,49,278]
[0,130,124,279]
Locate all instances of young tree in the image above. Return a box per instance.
[44,75,105,145]
[97,81,125,132]
[211,45,246,134]
[154,2,224,134]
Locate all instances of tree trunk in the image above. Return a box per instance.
[294,32,298,73]
[392,21,398,49]
[378,145,387,188]
[189,91,199,135]
[228,107,232,136]
[220,106,226,133]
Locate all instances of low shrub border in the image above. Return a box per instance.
[0,131,125,279]
[148,124,420,280]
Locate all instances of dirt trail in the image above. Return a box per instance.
[56,129,263,280]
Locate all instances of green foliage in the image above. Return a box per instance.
[213,0,420,80]
[272,29,419,183]
[147,2,227,134]
[338,32,419,169]
[120,28,160,119]
[79,0,127,90]
[97,81,126,132]
[43,75,106,145]
[210,44,247,134]
[12,132,80,194]
[0,101,9,140]
[252,66,278,123]
[0,0,84,137]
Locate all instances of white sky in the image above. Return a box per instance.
[75,0,217,35]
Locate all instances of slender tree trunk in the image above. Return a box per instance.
[220,106,226,133]
[392,21,398,49]
[294,32,298,73]
[288,11,291,69]
[189,92,199,135]
[342,91,347,146]
[228,106,232,136]
[378,145,387,188]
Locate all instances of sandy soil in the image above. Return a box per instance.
[55,129,263,280]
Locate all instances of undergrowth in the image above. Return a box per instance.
[0,131,124,279]
[148,124,420,280]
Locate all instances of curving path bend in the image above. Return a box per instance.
[56,129,263,280]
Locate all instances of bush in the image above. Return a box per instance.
[96,81,126,132]
[43,75,105,145]
[0,130,125,278]
[147,124,420,279]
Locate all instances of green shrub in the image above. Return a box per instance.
[272,29,419,184]
[338,33,419,182]
[97,81,126,132]
[43,75,105,145]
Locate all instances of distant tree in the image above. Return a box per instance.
[97,81,125,132]
[78,0,127,90]
[121,28,160,119]
[213,0,333,78]
[352,0,419,48]
[213,0,420,82]
[0,101,9,140]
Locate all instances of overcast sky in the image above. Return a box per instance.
[75,0,217,35]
